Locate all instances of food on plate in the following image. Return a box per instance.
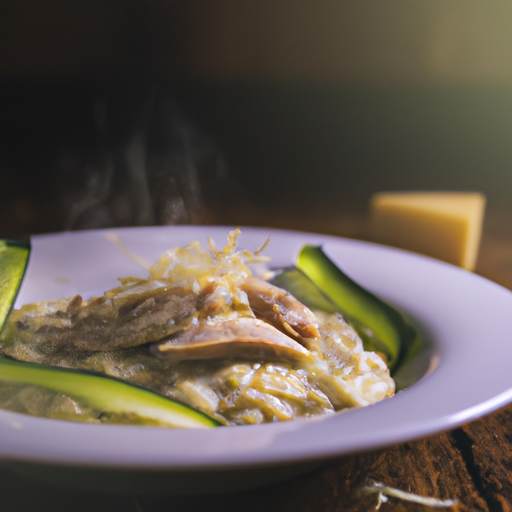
[0,230,397,426]
[370,191,486,271]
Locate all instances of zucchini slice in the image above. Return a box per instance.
[0,240,30,334]
[279,245,415,371]
[270,267,396,365]
[0,357,219,428]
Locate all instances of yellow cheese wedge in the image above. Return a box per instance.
[369,191,486,271]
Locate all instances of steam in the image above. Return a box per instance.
[65,93,219,230]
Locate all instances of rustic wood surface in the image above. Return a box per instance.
[1,202,512,512]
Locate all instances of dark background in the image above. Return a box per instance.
[2,0,512,237]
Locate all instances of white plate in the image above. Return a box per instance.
[2,225,512,494]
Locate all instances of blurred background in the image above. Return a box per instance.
[1,0,512,239]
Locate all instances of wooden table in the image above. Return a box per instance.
[0,202,511,512]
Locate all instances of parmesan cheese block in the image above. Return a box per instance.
[369,191,486,271]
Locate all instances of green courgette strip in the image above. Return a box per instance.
[270,267,395,364]
[0,240,30,334]
[292,245,415,371]
[0,357,219,428]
